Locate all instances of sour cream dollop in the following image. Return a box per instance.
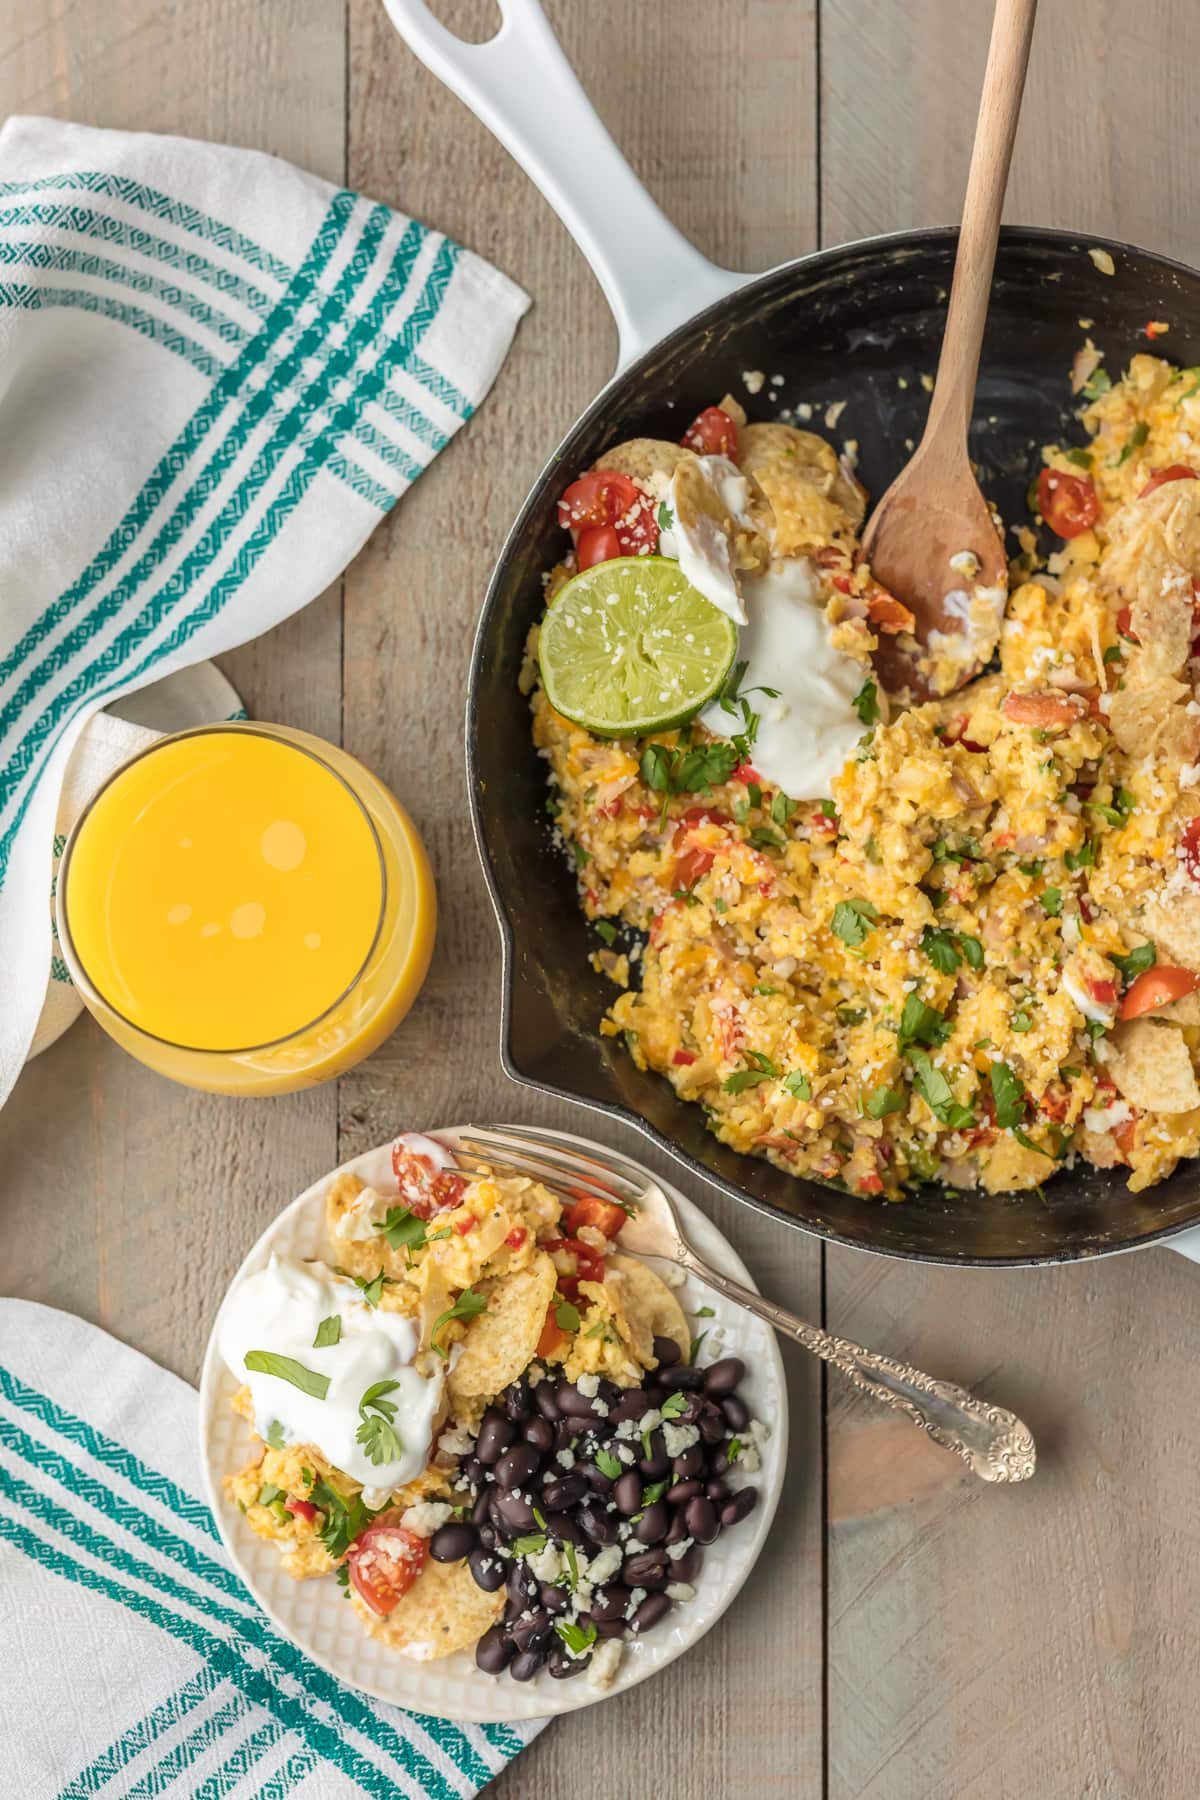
[658,455,752,625]
[700,558,867,800]
[220,1254,443,1489]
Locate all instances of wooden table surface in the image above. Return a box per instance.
[4,2,1200,1795]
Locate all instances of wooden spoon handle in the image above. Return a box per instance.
[922,0,1038,461]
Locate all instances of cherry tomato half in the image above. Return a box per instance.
[1119,965,1200,1020]
[576,525,622,569]
[537,1305,568,1360]
[557,470,657,561]
[391,1143,466,1220]
[284,1495,317,1523]
[1139,464,1197,499]
[347,1523,427,1617]
[1182,817,1200,887]
[681,405,739,457]
[1037,467,1100,539]
[565,1193,628,1241]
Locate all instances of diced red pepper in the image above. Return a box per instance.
[284,1495,317,1523]
[672,1048,698,1066]
[1087,978,1118,1007]
[680,405,738,457]
[453,1213,477,1236]
[505,1227,528,1250]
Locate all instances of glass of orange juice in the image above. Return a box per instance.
[56,723,435,1095]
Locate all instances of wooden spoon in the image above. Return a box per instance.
[863,0,1038,702]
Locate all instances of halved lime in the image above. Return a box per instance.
[537,556,739,738]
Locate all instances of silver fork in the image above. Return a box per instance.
[457,1125,1036,1485]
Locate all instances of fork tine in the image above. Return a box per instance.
[470,1125,648,1194]
[458,1128,644,1205]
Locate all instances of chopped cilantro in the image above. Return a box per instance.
[595,1447,622,1479]
[555,1299,582,1333]
[657,500,674,532]
[511,1532,548,1557]
[688,1331,707,1365]
[1011,1009,1034,1033]
[853,679,881,726]
[1082,367,1112,400]
[921,926,961,975]
[1112,942,1155,985]
[865,1085,906,1119]
[1102,645,1123,666]
[1040,887,1063,917]
[906,1049,974,1130]
[726,1438,743,1464]
[989,1060,1026,1129]
[243,1351,330,1401]
[374,1206,434,1254]
[572,840,591,869]
[265,1420,286,1451]
[898,993,951,1050]
[1111,420,1149,466]
[693,1305,716,1318]
[1066,447,1093,468]
[431,1288,488,1359]
[1064,840,1095,872]
[1013,1128,1053,1159]
[660,1392,688,1420]
[554,1618,597,1657]
[595,919,618,946]
[831,897,879,946]
[313,1315,341,1349]
[784,1069,812,1101]
[355,1379,404,1467]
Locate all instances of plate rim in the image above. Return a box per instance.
[198,1124,788,1723]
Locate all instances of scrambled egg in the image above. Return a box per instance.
[531,355,1200,1197]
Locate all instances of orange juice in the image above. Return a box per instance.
[58,724,435,1094]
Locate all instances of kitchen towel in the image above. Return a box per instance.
[0,114,530,1105]
[0,1299,544,1797]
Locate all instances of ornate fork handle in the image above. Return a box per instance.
[677,1248,1036,1484]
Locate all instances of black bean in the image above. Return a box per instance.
[553,1418,578,1452]
[548,1642,589,1679]
[542,1473,586,1510]
[671,1444,705,1481]
[721,1487,758,1528]
[589,1584,632,1622]
[685,1495,719,1545]
[667,1478,701,1507]
[430,1521,476,1562]
[698,1407,727,1446]
[503,1379,532,1422]
[608,1387,650,1424]
[491,1489,536,1535]
[478,1524,497,1551]
[614,1470,643,1515]
[476,1408,515,1466]
[637,1431,669,1480]
[556,1380,599,1419]
[468,1547,505,1593]
[721,1394,750,1432]
[652,1334,681,1368]
[543,1511,587,1546]
[705,1478,731,1505]
[623,1547,668,1589]
[507,1564,538,1608]
[707,1441,734,1476]
[704,1357,745,1397]
[510,1608,552,1653]
[635,1501,670,1545]
[522,1414,555,1454]
[510,1647,547,1682]
[657,1365,706,1392]
[475,1624,513,1673]
[471,1489,492,1528]
[493,1443,541,1490]
[632,1592,672,1635]
[533,1381,560,1422]
[581,1461,615,1495]
[593,1616,626,1638]
[540,1581,569,1615]
[578,1500,619,1544]
[670,1544,704,1583]
[462,1454,487,1486]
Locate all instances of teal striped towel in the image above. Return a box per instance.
[0,116,530,1106]
[0,1299,544,1796]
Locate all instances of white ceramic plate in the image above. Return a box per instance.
[198,1125,787,1723]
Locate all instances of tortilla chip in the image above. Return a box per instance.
[1107,674,1197,760]
[593,437,684,485]
[1106,1018,1200,1114]
[446,1253,557,1404]
[739,421,865,529]
[602,1254,690,1366]
[1102,482,1200,676]
[1139,893,1200,972]
[673,449,771,574]
[717,392,748,429]
[354,1556,504,1661]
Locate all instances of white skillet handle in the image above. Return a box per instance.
[379,0,747,368]
[1166,1228,1200,1263]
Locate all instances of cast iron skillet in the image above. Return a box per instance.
[386,1,1200,1264]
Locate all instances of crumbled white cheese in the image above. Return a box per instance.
[555,1447,576,1470]
[662,1421,700,1457]
[585,1544,622,1587]
[526,1542,563,1583]
[741,369,765,395]
[625,1586,648,1616]
[575,1225,609,1252]
[1084,1099,1132,1133]
[576,1373,600,1397]
[661,1263,687,1290]
[400,1502,453,1538]
[588,1638,624,1690]
[666,1581,696,1602]
[1088,247,1116,276]
[749,1418,771,1444]
[637,1408,663,1435]
[666,1536,694,1562]
[437,1423,475,1458]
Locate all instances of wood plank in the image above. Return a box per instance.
[344,2,824,1791]
[0,0,346,1386]
[820,3,1200,1795]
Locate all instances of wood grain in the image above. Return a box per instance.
[344,5,823,1794]
[822,5,1200,1797]
[6,2,1200,1796]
